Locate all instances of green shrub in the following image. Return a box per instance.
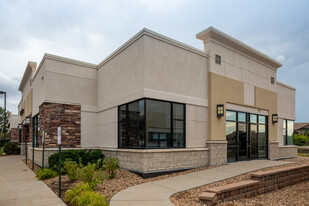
[80,150,105,167]
[0,148,5,156]
[305,130,309,137]
[64,183,92,205]
[76,163,96,184]
[102,156,119,179]
[48,150,80,171]
[294,133,308,146]
[48,150,105,172]
[76,163,102,189]
[3,141,20,155]
[36,168,57,180]
[77,191,108,206]
[64,159,81,181]
[0,139,10,147]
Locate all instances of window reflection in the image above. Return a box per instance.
[146,100,171,148]
[226,111,236,121]
[258,125,266,158]
[287,120,294,145]
[118,99,185,148]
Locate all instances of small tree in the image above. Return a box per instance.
[294,133,309,146]
[0,106,9,140]
[305,130,309,138]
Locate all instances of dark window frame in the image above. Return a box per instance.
[118,98,186,149]
[32,114,40,147]
[283,119,294,145]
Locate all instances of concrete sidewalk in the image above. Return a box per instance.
[0,155,66,206]
[110,160,292,206]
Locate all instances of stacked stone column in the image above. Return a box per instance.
[39,102,81,148]
[207,141,227,165]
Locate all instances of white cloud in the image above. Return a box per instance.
[135,0,189,12]
[276,55,285,62]
[0,0,309,121]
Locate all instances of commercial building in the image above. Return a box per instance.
[18,27,297,176]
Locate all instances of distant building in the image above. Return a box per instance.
[17,27,297,176]
[8,114,20,142]
[294,123,309,135]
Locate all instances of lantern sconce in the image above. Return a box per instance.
[217,104,224,117]
[272,114,278,124]
[24,117,31,125]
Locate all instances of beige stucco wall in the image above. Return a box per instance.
[32,62,46,115]
[276,82,295,146]
[97,34,209,149]
[97,37,145,111]
[97,107,118,148]
[9,115,20,128]
[33,58,99,147]
[19,72,33,121]
[81,109,98,147]
[204,40,277,98]
[44,59,97,107]
[186,104,208,148]
[277,82,295,120]
[143,35,208,106]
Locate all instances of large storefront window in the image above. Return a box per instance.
[118,98,185,149]
[283,120,294,145]
[32,115,40,147]
[226,110,268,162]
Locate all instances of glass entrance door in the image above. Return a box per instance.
[238,123,248,161]
[226,110,268,163]
[250,124,258,159]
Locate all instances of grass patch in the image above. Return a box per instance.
[298,153,309,157]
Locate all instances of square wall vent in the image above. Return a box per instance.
[271,77,275,84]
[215,54,221,65]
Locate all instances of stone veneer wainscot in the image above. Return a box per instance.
[39,102,81,148]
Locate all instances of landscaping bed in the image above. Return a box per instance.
[22,153,309,206]
[170,157,309,206]
[22,155,221,204]
[43,164,222,202]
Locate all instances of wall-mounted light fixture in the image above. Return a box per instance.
[19,109,24,116]
[217,104,224,117]
[24,117,31,125]
[272,114,278,123]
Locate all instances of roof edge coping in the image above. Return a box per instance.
[196,26,282,69]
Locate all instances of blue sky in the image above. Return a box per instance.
[0,0,308,122]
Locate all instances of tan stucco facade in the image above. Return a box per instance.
[17,27,297,173]
[208,72,244,141]
[255,86,277,141]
